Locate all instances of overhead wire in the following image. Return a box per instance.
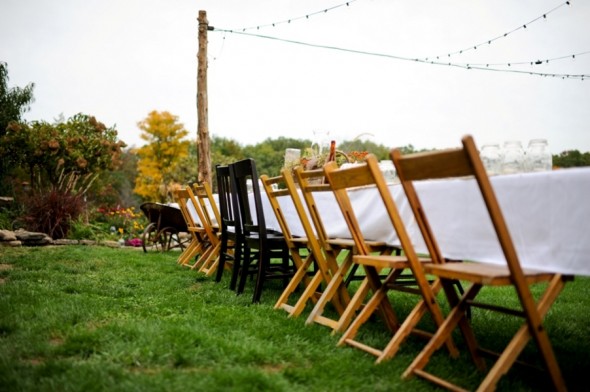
[211,0,587,80]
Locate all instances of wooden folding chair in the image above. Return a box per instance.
[323,155,458,363]
[395,135,571,391]
[295,166,399,333]
[172,187,210,269]
[192,182,222,276]
[260,169,347,317]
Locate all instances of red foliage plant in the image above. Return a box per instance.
[20,170,95,240]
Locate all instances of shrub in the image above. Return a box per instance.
[94,205,147,242]
[67,218,102,241]
[19,170,95,239]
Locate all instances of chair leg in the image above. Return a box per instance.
[236,248,251,295]
[332,276,374,334]
[252,248,270,303]
[479,275,567,392]
[229,243,243,291]
[215,236,228,283]
[338,285,390,346]
[403,283,484,381]
[274,252,315,314]
[289,269,325,316]
[306,255,354,330]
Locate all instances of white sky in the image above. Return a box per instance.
[2,0,589,153]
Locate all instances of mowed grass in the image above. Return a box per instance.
[0,246,589,391]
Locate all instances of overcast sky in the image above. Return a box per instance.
[2,0,589,154]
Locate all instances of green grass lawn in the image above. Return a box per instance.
[1,246,588,391]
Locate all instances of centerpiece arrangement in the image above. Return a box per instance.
[283,135,369,173]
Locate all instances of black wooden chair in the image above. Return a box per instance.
[214,164,242,291]
[229,158,295,303]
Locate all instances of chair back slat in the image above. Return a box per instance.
[394,148,473,181]
[215,164,241,237]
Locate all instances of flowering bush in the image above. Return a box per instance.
[95,206,147,245]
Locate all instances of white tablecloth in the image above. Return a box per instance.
[262,167,590,277]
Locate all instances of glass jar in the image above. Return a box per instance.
[525,139,552,172]
[501,140,525,174]
[284,148,301,167]
[311,130,330,155]
[480,144,502,176]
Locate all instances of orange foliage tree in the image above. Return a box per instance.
[134,110,190,203]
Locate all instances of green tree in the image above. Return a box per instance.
[134,110,190,203]
[0,62,34,137]
[211,136,245,166]
[0,62,35,193]
[242,137,310,177]
[338,139,390,160]
[552,150,590,168]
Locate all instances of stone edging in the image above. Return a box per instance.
[0,229,125,248]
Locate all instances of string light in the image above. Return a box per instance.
[212,29,588,81]
[211,0,586,81]
[225,0,357,33]
[455,50,590,68]
[423,1,572,61]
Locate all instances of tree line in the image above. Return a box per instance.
[1,62,588,239]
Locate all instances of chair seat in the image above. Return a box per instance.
[424,261,556,286]
[245,232,286,242]
[327,238,389,248]
[354,254,431,270]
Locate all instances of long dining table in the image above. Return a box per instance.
[260,167,590,277]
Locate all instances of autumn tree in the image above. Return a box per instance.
[134,110,190,203]
[1,113,125,187]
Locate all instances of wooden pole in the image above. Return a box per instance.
[197,10,211,185]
